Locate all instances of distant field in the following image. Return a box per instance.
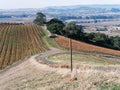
[0,24,48,69]
[55,36,120,56]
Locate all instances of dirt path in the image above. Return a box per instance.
[37,48,66,65]
[0,54,70,90]
[37,48,120,72]
[0,49,120,90]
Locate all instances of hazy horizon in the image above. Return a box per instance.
[1,0,120,9]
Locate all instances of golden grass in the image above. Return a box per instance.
[55,36,120,56]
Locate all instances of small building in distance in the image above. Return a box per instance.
[49,33,58,38]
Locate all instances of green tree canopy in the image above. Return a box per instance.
[33,12,46,25]
[63,22,83,38]
[47,18,64,26]
[110,36,120,49]
[63,22,76,34]
[47,18,65,35]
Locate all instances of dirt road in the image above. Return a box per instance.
[37,48,66,65]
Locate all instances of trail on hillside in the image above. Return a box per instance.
[37,48,66,65]
[0,54,70,90]
[0,48,120,90]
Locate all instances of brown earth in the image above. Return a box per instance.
[55,36,120,56]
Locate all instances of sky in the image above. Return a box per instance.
[1,0,120,9]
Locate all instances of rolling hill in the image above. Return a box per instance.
[55,36,120,56]
[0,25,120,90]
[0,24,48,69]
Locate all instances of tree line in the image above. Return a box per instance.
[34,12,120,50]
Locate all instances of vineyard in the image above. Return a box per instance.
[0,24,48,69]
[55,36,120,56]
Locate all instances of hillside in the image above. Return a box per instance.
[0,51,120,90]
[0,24,48,69]
[55,36,120,56]
[0,26,120,90]
[0,55,70,90]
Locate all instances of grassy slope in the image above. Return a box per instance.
[48,52,120,66]
[0,55,120,90]
[35,27,120,89]
[49,35,120,89]
[55,36,120,56]
[47,52,120,90]
[0,26,120,90]
[0,55,71,90]
[40,26,61,49]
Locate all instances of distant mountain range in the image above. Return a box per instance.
[43,4,120,9]
[1,4,120,11]
[1,4,120,23]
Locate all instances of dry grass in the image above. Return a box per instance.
[55,36,120,56]
[48,52,120,66]
[50,64,70,68]
[0,54,120,90]
[46,49,120,90]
